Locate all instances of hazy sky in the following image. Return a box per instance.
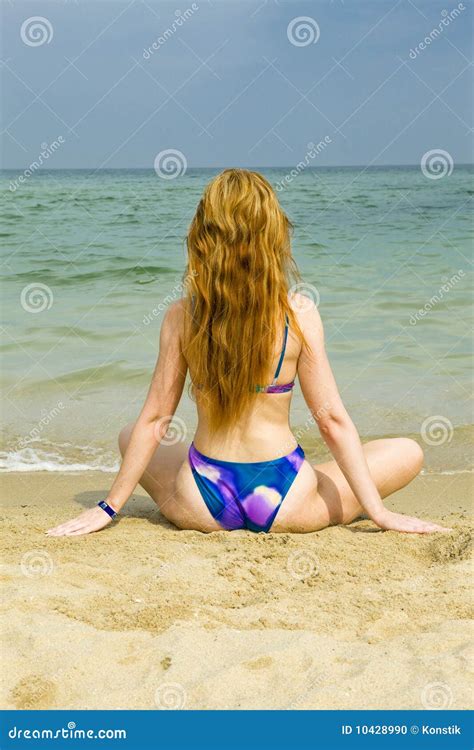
[1,0,473,168]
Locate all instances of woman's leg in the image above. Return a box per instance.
[271,438,424,533]
[118,423,222,532]
[119,425,424,534]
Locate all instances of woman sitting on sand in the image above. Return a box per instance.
[48,169,449,537]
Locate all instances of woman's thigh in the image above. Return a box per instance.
[271,438,424,533]
[119,426,423,534]
[118,423,222,532]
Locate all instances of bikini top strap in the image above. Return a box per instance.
[272,315,289,384]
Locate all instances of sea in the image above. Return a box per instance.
[1,165,472,473]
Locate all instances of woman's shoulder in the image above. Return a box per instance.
[162,293,323,338]
[288,292,325,354]
[289,291,322,329]
[160,299,187,342]
[165,298,187,321]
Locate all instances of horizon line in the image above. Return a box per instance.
[1,163,473,171]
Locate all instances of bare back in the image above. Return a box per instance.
[181,301,304,462]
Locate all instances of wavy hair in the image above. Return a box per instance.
[183,168,305,429]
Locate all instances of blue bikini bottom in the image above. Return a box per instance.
[188,443,305,533]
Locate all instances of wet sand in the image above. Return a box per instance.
[1,470,472,710]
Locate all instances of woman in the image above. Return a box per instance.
[47,169,449,537]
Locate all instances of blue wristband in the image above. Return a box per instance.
[97,500,118,519]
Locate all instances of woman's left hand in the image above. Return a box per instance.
[46,506,114,537]
[373,509,451,534]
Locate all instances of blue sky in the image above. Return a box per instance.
[1,0,473,168]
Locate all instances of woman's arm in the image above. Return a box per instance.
[105,301,187,512]
[296,298,446,533]
[47,301,187,537]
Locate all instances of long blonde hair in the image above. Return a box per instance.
[184,168,305,429]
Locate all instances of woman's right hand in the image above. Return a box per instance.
[46,506,114,537]
[373,509,452,534]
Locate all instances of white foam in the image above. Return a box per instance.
[0,446,119,473]
[420,468,474,476]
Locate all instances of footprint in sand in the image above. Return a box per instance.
[429,529,472,563]
[11,675,57,709]
[244,656,274,670]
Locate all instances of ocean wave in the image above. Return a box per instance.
[1,443,472,476]
[5,264,175,285]
[420,468,474,476]
[0,445,119,473]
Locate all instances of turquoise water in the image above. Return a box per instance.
[1,166,472,472]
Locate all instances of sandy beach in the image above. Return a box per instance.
[1,468,472,711]
[1,0,472,730]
